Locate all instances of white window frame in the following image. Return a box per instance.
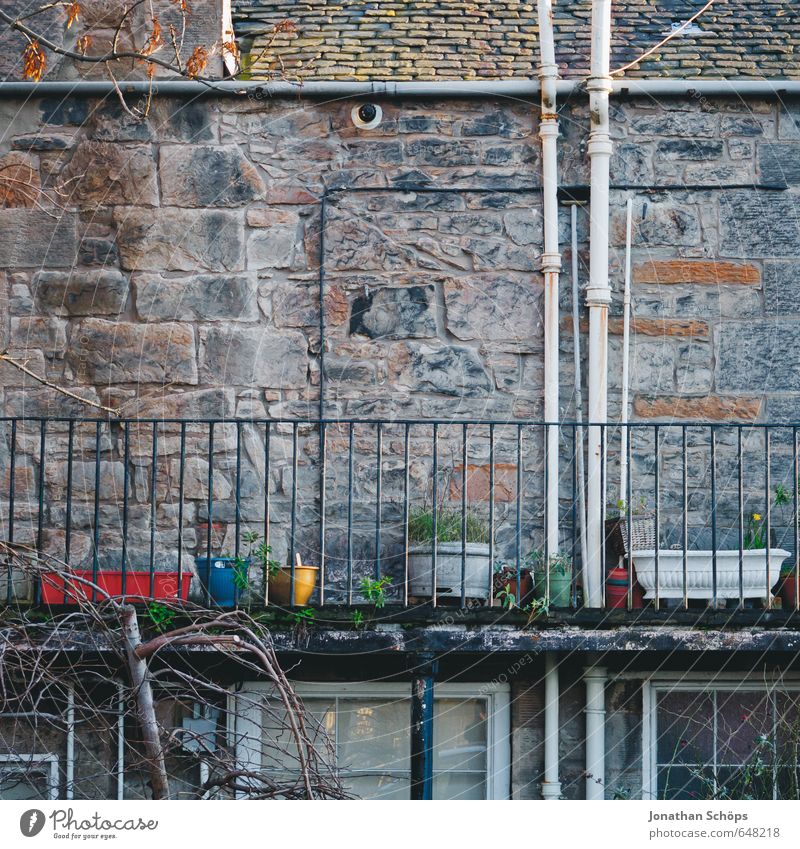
[642,673,800,800]
[235,681,511,799]
[0,754,59,800]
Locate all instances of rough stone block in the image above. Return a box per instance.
[764,262,800,315]
[716,320,800,392]
[199,327,307,388]
[10,316,66,352]
[69,319,198,384]
[160,145,264,207]
[0,210,78,268]
[758,143,800,185]
[114,208,244,272]
[134,274,258,321]
[350,285,437,339]
[720,191,800,257]
[394,342,491,397]
[33,269,128,316]
[634,395,762,421]
[633,260,760,285]
[61,140,158,206]
[450,463,517,502]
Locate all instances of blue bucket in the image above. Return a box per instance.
[195,557,247,608]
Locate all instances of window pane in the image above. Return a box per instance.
[433,698,487,773]
[656,690,713,764]
[716,690,773,765]
[434,771,486,800]
[345,773,410,800]
[0,767,50,800]
[657,765,715,800]
[337,698,410,772]
[260,697,334,771]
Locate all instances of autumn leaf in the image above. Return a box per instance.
[171,0,191,12]
[65,2,80,29]
[222,39,240,62]
[141,16,163,56]
[186,45,208,78]
[76,34,92,55]
[273,19,296,34]
[22,40,46,82]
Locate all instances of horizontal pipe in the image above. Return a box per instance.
[1,77,800,100]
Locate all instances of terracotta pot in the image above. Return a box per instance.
[606,566,644,609]
[779,574,799,609]
[268,565,318,606]
[493,569,533,607]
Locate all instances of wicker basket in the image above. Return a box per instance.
[605,512,656,559]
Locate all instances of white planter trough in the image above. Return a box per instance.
[632,548,790,600]
[407,542,491,600]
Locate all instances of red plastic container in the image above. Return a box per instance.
[606,566,644,609]
[40,570,192,605]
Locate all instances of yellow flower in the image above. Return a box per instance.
[753,513,762,521]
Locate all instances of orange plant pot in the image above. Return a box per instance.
[268,565,318,606]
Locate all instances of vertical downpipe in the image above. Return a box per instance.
[584,662,607,799]
[538,0,562,560]
[585,0,614,608]
[541,653,563,799]
[410,654,437,800]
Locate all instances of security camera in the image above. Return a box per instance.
[351,102,382,129]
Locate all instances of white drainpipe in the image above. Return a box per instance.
[541,653,562,799]
[537,0,562,561]
[584,663,607,800]
[585,0,614,608]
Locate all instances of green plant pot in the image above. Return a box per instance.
[534,571,572,608]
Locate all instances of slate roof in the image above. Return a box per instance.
[232,0,800,81]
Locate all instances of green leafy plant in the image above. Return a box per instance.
[359,575,392,609]
[744,512,766,550]
[408,507,489,545]
[145,602,174,633]
[606,496,649,520]
[351,610,364,629]
[495,582,517,610]
[290,607,315,626]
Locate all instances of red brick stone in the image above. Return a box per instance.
[634,395,763,421]
[450,463,517,503]
[633,260,760,286]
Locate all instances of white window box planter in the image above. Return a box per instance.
[631,548,790,600]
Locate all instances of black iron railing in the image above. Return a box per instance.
[1,417,799,615]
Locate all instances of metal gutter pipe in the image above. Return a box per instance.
[584,663,608,800]
[538,0,562,566]
[541,653,563,799]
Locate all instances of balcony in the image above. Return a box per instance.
[1,416,799,628]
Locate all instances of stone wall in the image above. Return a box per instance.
[1,91,800,583]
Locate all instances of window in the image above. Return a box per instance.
[236,682,510,799]
[0,755,59,800]
[644,679,800,800]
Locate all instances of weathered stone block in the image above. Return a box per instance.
[5,386,104,418]
[160,145,264,207]
[656,139,724,160]
[445,276,542,349]
[764,262,800,315]
[394,343,491,397]
[45,460,126,497]
[629,112,717,138]
[246,211,301,270]
[120,388,234,420]
[613,202,701,247]
[406,138,481,166]
[114,208,244,272]
[350,285,437,339]
[503,208,542,246]
[134,274,258,321]
[719,191,800,257]
[33,269,128,316]
[634,395,762,421]
[758,143,800,185]
[60,140,158,206]
[716,321,800,392]
[0,210,78,268]
[633,260,760,285]
[450,463,517,502]
[199,327,307,388]
[69,319,198,384]
[10,316,66,351]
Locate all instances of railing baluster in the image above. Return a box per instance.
[626,423,633,611]
[234,421,242,561]
[710,426,717,608]
[5,420,14,605]
[571,425,578,609]
[543,422,549,599]
[431,423,438,610]
[489,424,495,605]
[149,422,158,599]
[290,421,298,607]
[65,419,74,604]
[263,421,271,605]
[205,422,214,607]
[794,427,799,614]
[600,424,606,609]
[738,426,744,609]
[177,422,186,601]
[682,425,688,611]
[33,420,46,606]
[375,423,382,582]
[347,423,354,606]
[121,423,129,599]
[461,423,467,608]
[765,428,772,607]
[319,420,327,606]
[516,424,523,608]
[92,421,101,604]
[403,423,410,608]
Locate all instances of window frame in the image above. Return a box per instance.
[0,754,59,800]
[642,674,800,800]
[235,681,511,800]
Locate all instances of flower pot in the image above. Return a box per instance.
[493,569,533,607]
[408,542,491,600]
[533,571,572,608]
[606,566,644,609]
[631,549,790,600]
[778,573,799,609]
[41,570,192,605]
[268,565,319,606]
[0,566,33,605]
[195,557,247,608]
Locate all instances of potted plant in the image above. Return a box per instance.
[268,552,319,607]
[493,561,533,609]
[531,552,572,608]
[775,563,799,610]
[605,497,655,561]
[195,530,269,608]
[407,506,491,601]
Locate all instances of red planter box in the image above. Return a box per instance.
[41,570,192,605]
